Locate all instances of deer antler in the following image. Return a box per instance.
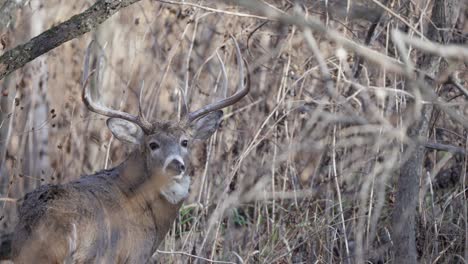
[187,36,250,122]
[82,41,152,133]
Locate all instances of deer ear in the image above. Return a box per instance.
[107,118,144,145]
[190,110,223,140]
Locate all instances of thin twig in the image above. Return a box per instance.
[157,0,270,20]
[155,250,236,264]
[447,76,468,98]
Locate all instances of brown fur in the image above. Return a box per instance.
[12,152,181,263]
[10,114,223,263]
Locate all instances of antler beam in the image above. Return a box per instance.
[82,42,152,133]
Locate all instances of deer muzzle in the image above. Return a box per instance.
[163,155,186,178]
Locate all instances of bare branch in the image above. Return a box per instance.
[225,0,405,74]
[424,141,466,155]
[0,0,142,80]
[447,75,468,98]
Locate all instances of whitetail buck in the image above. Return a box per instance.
[8,39,249,263]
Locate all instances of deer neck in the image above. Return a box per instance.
[115,150,148,196]
[116,150,183,232]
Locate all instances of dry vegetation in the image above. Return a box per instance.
[0,0,467,263]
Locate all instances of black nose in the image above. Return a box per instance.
[167,159,185,174]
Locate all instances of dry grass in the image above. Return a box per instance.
[0,0,467,263]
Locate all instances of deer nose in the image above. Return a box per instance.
[166,159,185,175]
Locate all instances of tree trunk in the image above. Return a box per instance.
[22,1,50,189]
[392,0,464,263]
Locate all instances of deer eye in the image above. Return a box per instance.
[149,142,160,150]
[181,139,188,148]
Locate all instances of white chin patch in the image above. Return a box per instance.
[160,175,191,204]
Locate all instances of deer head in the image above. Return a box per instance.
[81,37,249,205]
[102,112,223,204]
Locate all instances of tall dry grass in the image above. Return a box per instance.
[0,0,467,263]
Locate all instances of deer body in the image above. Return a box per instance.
[8,37,249,263]
[13,145,188,263]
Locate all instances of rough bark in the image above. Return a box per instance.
[391,0,463,263]
[0,0,141,81]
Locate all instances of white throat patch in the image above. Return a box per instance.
[160,175,191,204]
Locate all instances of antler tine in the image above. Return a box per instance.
[177,86,189,120]
[137,80,151,123]
[82,70,153,134]
[216,51,228,98]
[188,36,250,122]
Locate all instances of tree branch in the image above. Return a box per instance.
[424,141,466,155]
[0,0,141,81]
